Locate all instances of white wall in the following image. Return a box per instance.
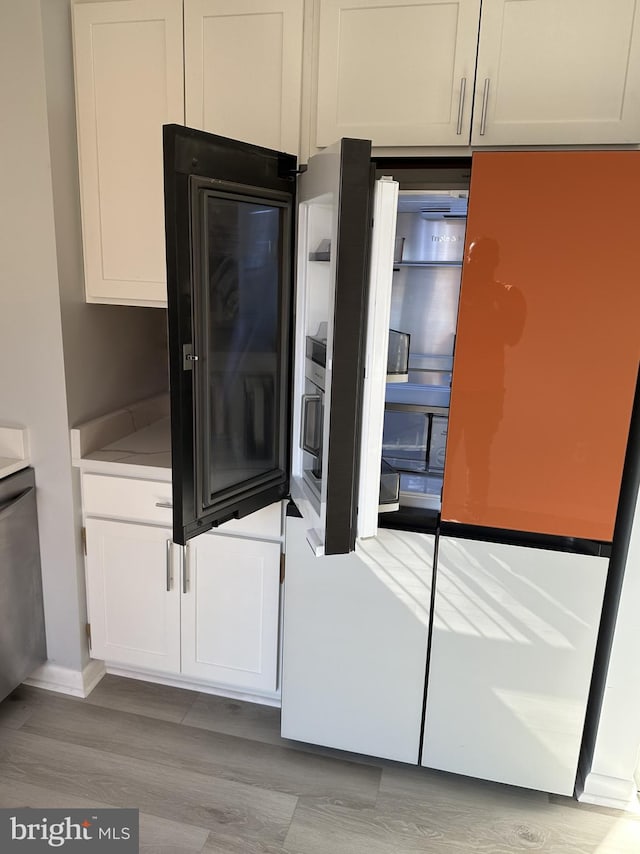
[0,0,85,672]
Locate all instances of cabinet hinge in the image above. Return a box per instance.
[280,552,286,584]
[81,526,87,555]
[85,622,92,649]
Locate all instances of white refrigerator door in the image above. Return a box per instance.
[358,177,399,539]
[423,536,608,795]
[290,140,396,556]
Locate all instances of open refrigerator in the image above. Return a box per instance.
[164,129,640,790]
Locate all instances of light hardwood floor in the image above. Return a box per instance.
[0,675,639,853]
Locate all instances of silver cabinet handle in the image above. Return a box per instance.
[456,77,467,135]
[182,543,190,594]
[166,539,173,591]
[479,78,490,136]
[156,501,173,509]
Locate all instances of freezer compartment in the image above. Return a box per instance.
[423,536,608,795]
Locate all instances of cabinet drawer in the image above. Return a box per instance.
[81,473,283,538]
[82,473,173,526]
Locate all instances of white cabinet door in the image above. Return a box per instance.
[422,536,608,795]
[181,534,281,693]
[472,0,640,145]
[315,0,481,147]
[184,0,304,154]
[72,0,184,306]
[85,519,181,672]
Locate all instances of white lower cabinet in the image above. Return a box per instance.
[84,517,281,695]
[85,519,181,672]
[422,536,608,795]
[181,535,281,693]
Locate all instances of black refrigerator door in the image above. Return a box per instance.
[291,137,375,555]
[164,124,296,545]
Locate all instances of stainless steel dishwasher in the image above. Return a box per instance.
[0,467,46,701]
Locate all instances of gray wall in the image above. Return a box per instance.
[0,0,85,672]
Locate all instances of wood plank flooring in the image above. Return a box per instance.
[0,675,639,853]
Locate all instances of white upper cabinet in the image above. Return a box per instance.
[184,0,304,154]
[315,0,481,147]
[85,518,182,673]
[312,0,640,150]
[72,0,185,306]
[472,0,640,145]
[72,0,304,308]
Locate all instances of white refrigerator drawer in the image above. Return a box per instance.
[282,515,434,762]
[422,536,608,795]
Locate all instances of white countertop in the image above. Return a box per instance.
[80,416,171,479]
[0,426,30,479]
[71,395,171,481]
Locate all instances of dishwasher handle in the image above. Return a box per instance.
[0,486,34,520]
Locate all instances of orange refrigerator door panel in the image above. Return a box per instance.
[442,152,640,541]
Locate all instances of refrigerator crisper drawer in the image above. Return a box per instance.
[382,411,448,473]
[0,467,46,701]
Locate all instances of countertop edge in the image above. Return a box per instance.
[0,458,30,480]
[0,426,30,480]
[73,458,172,483]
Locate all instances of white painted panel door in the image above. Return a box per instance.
[422,537,608,795]
[181,534,281,693]
[72,0,184,306]
[84,519,181,672]
[184,0,304,154]
[315,0,481,147]
[282,516,434,762]
[472,0,640,145]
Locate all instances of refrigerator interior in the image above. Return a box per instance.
[382,185,469,513]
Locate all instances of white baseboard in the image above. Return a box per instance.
[105,664,281,707]
[24,659,106,698]
[579,772,640,811]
